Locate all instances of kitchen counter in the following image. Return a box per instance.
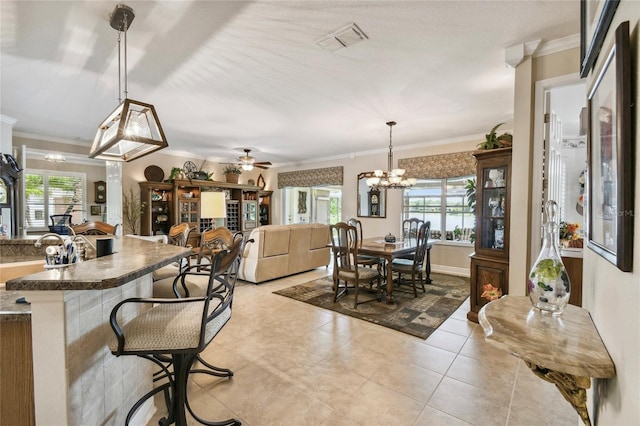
[2,235,192,425]
[6,235,190,291]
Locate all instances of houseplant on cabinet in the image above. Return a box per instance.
[223,165,242,183]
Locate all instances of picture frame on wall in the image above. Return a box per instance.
[587,21,633,272]
[580,0,620,78]
[91,205,102,216]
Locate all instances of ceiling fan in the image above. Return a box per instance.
[235,149,272,171]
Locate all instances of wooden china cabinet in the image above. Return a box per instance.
[139,182,173,237]
[467,147,512,323]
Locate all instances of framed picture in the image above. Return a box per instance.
[580,0,619,78]
[90,205,102,216]
[587,21,633,272]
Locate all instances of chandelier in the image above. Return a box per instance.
[366,121,416,189]
[89,4,168,162]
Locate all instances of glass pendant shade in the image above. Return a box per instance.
[90,98,168,162]
[241,163,254,171]
[90,4,168,162]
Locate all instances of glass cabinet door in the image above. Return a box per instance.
[480,166,507,251]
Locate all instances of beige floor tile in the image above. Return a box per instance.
[414,406,473,426]
[437,317,478,337]
[144,268,587,426]
[207,363,334,425]
[446,353,518,392]
[399,340,458,375]
[424,329,469,353]
[508,363,578,426]
[331,380,426,425]
[369,361,444,403]
[428,376,510,426]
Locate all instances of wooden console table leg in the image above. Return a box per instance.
[525,361,592,426]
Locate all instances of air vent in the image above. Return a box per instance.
[316,23,368,52]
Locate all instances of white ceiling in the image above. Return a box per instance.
[1,1,580,166]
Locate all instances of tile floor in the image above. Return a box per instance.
[150,267,578,426]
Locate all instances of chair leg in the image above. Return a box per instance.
[411,271,418,298]
[353,280,359,309]
[191,354,234,378]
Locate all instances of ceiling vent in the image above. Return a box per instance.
[316,23,368,52]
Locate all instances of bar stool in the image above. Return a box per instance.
[109,249,241,426]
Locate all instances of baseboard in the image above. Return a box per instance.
[431,264,470,278]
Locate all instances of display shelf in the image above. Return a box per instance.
[468,147,512,323]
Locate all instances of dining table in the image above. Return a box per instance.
[357,237,433,303]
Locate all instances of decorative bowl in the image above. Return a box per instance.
[181,193,193,198]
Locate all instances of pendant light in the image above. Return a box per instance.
[366,121,416,189]
[89,4,168,162]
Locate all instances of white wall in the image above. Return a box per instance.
[581,4,640,424]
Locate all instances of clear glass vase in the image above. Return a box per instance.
[528,200,571,315]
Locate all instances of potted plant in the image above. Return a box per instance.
[167,167,184,182]
[477,123,513,150]
[223,165,242,183]
[122,186,146,235]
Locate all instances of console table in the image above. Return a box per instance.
[478,296,615,426]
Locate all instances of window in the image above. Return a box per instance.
[25,170,85,231]
[402,175,475,241]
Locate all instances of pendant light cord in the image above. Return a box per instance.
[116,12,129,104]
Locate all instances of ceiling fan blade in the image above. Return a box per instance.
[255,164,271,169]
[254,161,272,166]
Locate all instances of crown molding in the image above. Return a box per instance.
[535,33,580,57]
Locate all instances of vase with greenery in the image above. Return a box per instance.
[122,187,146,235]
[223,165,242,183]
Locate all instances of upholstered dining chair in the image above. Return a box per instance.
[391,221,431,297]
[109,249,241,426]
[330,222,382,308]
[152,223,193,281]
[71,221,119,235]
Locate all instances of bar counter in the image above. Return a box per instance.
[3,236,191,426]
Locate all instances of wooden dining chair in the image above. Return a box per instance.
[391,221,431,297]
[347,218,385,273]
[152,223,193,281]
[330,222,382,308]
[402,218,424,240]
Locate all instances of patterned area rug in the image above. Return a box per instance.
[273,273,470,339]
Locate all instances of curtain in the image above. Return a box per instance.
[277,166,343,188]
[398,151,476,179]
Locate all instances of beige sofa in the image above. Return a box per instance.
[238,223,331,283]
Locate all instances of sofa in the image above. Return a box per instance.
[238,223,331,283]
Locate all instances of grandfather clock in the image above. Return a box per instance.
[368,189,380,216]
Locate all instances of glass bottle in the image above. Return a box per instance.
[528,200,571,315]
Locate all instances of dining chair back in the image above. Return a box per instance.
[347,217,385,273]
[402,218,424,240]
[391,221,431,297]
[330,222,381,308]
[71,221,119,235]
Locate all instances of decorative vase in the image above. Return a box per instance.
[528,200,571,315]
[225,173,239,184]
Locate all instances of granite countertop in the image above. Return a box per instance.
[5,236,192,291]
[0,288,31,321]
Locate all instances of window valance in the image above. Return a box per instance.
[277,166,343,188]
[398,151,476,179]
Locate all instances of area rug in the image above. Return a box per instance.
[273,273,470,339]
